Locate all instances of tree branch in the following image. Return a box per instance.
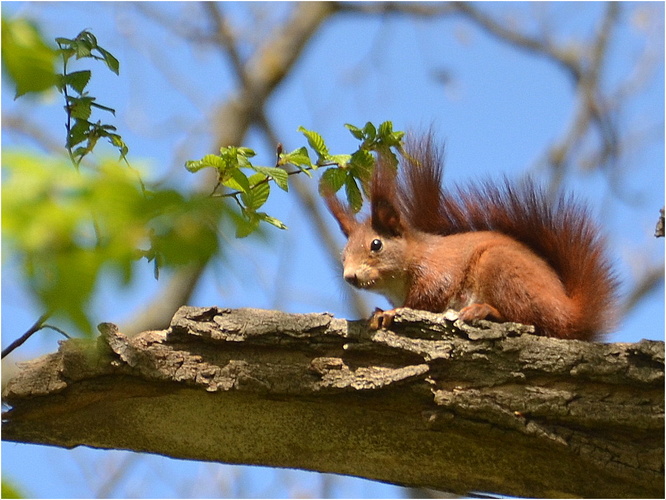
[3,306,663,498]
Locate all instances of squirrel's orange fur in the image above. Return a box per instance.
[325,135,618,340]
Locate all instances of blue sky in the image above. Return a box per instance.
[2,2,664,498]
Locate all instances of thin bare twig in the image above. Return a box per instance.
[2,114,64,155]
[621,263,666,317]
[203,2,249,88]
[1,313,70,359]
[451,2,583,82]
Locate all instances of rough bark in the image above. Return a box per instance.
[2,306,663,498]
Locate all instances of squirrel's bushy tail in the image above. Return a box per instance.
[397,135,619,340]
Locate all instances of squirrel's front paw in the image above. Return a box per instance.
[369,307,397,330]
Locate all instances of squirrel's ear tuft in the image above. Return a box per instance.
[372,198,403,237]
[324,194,357,238]
[371,156,404,237]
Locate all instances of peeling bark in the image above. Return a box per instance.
[2,306,663,498]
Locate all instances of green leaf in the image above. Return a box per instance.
[378,120,393,138]
[2,18,57,98]
[202,154,226,169]
[298,126,329,158]
[55,37,74,46]
[65,70,91,94]
[54,30,126,165]
[349,149,375,190]
[350,149,374,170]
[345,123,365,140]
[73,39,93,59]
[2,151,225,336]
[241,174,270,210]
[362,122,377,141]
[258,213,287,231]
[345,174,363,213]
[326,154,351,168]
[184,160,206,173]
[319,167,347,195]
[107,133,129,159]
[67,119,90,148]
[68,96,94,120]
[222,168,251,193]
[282,146,313,175]
[73,145,91,158]
[391,131,405,144]
[97,46,120,75]
[283,146,311,166]
[2,478,27,499]
[145,191,222,268]
[78,30,98,48]
[67,30,98,60]
[237,147,256,158]
[185,154,225,172]
[252,166,289,192]
[235,210,260,238]
[218,145,255,171]
[90,101,116,115]
[377,120,404,148]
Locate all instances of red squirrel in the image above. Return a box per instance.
[325,135,618,340]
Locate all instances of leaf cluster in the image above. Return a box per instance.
[3,21,130,170]
[185,121,405,234]
[316,121,404,212]
[2,153,224,335]
[55,30,127,167]
[186,147,289,237]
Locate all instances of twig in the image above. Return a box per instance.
[621,263,666,317]
[1,313,70,359]
[203,2,249,88]
[451,2,583,82]
[2,114,65,155]
[210,163,332,199]
[58,48,80,169]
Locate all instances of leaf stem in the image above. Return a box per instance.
[59,46,80,169]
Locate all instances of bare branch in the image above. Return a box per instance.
[1,313,70,360]
[332,1,458,16]
[2,114,64,156]
[451,2,583,82]
[203,2,248,88]
[621,262,665,317]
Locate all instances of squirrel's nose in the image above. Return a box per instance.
[344,270,360,287]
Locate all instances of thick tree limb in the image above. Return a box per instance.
[3,307,663,498]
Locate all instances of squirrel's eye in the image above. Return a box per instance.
[370,239,383,252]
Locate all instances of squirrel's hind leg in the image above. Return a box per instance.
[458,303,504,323]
